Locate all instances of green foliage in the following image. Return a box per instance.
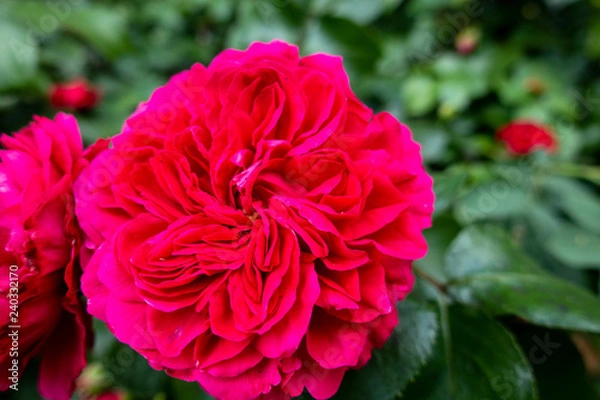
[0,20,39,91]
[440,304,537,400]
[333,300,439,399]
[2,0,600,399]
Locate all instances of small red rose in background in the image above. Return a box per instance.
[497,120,558,155]
[0,114,100,400]
[49,79,101,111]
[75,41,434,399]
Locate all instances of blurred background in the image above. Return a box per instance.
[2,0,600,399]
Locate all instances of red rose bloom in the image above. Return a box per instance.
[496,120,557,155]
[0,114,98,400]
[74,41,433,399]
[49,79,101,111]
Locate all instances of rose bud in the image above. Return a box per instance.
[49,79,101,111]
[0,113,103,400]
[524,76,547,96]
[74,41,434,400]
[76,363,111,396]
[456,27,481,55]
[95,390,127,400]
[497,120,558,155]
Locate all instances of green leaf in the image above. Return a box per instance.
[226,1,298,50]
[333,300,439,400]
[432,169,467,214]
[401,304,538,400]
[40,36,88,77]
[453,180,532,224]
[312,0,403,25]
[514,326,600,400]
[444,305,538,400]
[92,319,118,359]
[406,0,465,14]
[0,20,39,91]
[171,380,215,400]
[417,215,461,283]
[437,80,471,112]
[449,272,600,333]
[398,337,450,399]
[586,17,600,58]
[410,123,450,164]
[444,224,541,280]
[433,54,492,113]
[401,75,438,117]
[524,207,595,289]
[545,224,600,269]
[543,176,600,235]
[445,225,600,333]
[544,0,582,7]
[527,204,600,270]
[62,6,130,59]
[5,2,130,60]
[0,95,18,109]
[303,17,381,76]
[100,342,168,396]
